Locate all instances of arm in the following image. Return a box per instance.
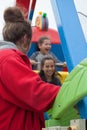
[0,54,60,112]
[30,51,38,61]
[29,52,40,68]
[50,52,67,67]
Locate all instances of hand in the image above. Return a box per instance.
[30,60,37,65]
[63,62,67,67]
[30,60,40,65]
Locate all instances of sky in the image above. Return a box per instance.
[0,0,87,41]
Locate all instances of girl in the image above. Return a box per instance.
[30,36,66,70]
[39,57,61,120]
[39,57,62,86]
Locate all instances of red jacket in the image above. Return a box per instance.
[0,49,60,130]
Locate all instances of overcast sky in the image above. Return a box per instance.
[0,0,87,41]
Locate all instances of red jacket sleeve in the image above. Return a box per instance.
[0,54,60,112]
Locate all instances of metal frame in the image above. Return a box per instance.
[51,0,87,118]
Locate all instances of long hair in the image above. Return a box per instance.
[39,56,60,80]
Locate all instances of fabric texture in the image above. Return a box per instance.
[0,41,60,130]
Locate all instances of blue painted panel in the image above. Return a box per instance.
[27,43,37,56]
[51,0,87,118]
[51,0,87,72]
[78,97,87,118]
[51,44,65,62]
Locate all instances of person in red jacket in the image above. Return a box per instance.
[0,6,60,130]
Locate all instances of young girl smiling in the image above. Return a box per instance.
[39,57,62,86]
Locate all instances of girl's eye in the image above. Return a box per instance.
[46,66,49,68]
[45,65,54,68]
[51,65,54,68]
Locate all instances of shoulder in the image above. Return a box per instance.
[0,49,28,64]
[54,76,60,81]
[54,76,62,86]
[49,52,58,59]
[0,49,21,59]
[49,52,56,56]
[30,51,39,57]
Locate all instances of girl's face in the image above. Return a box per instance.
[42,59,55,79]
[38,39,51,54]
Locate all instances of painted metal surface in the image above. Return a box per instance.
[51,0,87,118]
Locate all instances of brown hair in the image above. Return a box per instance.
[38,36,51,45]
[40,56,55,68]
[3,6,32,44]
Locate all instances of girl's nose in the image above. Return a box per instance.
[48,67,52,70]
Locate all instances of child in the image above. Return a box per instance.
[39,56,62,86]
[30,36,66,70]
[39,57,61,120]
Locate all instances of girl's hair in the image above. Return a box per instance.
[3,6,32,44]
[39,56,61,86]
[39,56,56,78]
[38,36,51,45]
[41,56,55,68]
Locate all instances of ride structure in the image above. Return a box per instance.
[28,11,67,71]
[51,0,87,120]
[16,0,66,71]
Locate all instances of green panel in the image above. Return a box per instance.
[51,58,87,125]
